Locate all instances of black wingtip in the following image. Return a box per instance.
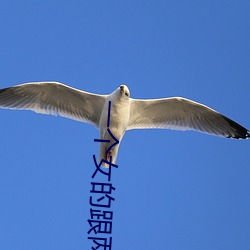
[0,88,8,94]
[247,131,250,138]
[222,115,250,139]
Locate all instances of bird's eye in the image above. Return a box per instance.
[125,92,129,97]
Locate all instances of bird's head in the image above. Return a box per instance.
[119,84,130,98]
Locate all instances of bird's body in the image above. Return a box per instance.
[98,87,130,165]
[0,82,249,167]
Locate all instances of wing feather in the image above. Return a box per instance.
[0,82,106,127]
[128,97,249,139]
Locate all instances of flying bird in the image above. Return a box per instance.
[0,82,249,166]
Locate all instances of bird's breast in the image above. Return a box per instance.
[99,99,130,140]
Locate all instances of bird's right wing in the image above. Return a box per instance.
[128,97,249,139]
[0,82,106,127]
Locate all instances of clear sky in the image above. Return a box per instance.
[0,1,249,250]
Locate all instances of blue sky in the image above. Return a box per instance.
[0,1,249,249]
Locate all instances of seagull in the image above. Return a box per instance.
[0,82,249,167]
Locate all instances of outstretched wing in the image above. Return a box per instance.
[128,97,249,139]
[0,82,106,127]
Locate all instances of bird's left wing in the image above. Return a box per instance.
[0,82,106,127]
[128,97,249,139]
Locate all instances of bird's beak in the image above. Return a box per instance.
[120,85,125,93]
